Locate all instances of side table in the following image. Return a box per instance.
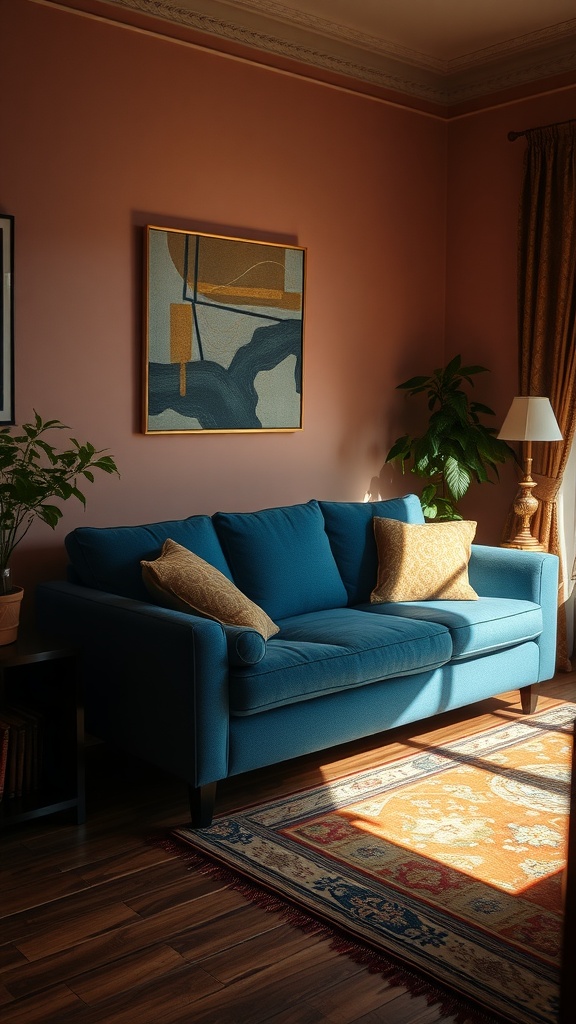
[0,629,85,826]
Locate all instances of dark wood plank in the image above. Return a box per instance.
[170,901,285,961]
[201,923,331,985]
[67,944,189,1003]
[1,887,250,1000]
[306,970,410,1022]
[59,963,224,1024]
[1,855,220,946]
[16,903,141,962]
[0,983,83,1022]
[168,941,363,1024]
[0,678,573,1024]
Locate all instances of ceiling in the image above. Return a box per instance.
[103,0,576,106]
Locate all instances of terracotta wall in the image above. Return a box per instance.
[2,0,447,595]
[445,86,576,537]
[2,0,575,600]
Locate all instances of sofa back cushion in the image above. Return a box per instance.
[319,495,425,605]
[213,500,348,619]
[66,516,231,601]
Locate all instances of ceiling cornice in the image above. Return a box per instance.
[56,0,576,107]
[212,0,576,76]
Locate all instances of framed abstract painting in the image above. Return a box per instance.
[143,226,306,433]
[0,214,14,425]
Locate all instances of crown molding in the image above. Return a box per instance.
[211,0,448,72]
[55,0,576,106]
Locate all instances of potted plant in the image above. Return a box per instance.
[0,412,119,643]
[385,355,516,520]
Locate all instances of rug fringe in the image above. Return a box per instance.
[151,831,507,1024]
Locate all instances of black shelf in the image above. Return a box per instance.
[0,629,85,827]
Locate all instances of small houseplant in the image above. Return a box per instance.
[0,412,118,641]
[385,355,516,520]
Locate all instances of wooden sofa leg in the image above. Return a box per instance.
[189,782,217,828]
[520,685,538,715]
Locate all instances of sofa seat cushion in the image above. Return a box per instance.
[213,500,348,620]
[357,597,542,660]
[228,608,452,716]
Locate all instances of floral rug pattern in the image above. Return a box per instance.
[174,703,575,1024]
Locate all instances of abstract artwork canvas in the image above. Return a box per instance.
[143,227,305,433]
[0,215,14,425]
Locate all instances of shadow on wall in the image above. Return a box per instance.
[365,463,407,502]
[364,464,516,547]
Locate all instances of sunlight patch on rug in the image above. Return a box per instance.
[173,702,575,1024]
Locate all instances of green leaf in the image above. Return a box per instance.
[460,364,487,377]
[35,504,63,529]
[95,456,118,474]
[386,356,515,521]
[421,483,437,506]
[470,401,495,416]
[0,413,119,572]
[70,486,87,506]
[421,500,438,519]
[444,354,462,377]
[385,434,412,463]
[397,375,430,391]
[443,456,471,501]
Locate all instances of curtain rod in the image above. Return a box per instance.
[508,117,576,141]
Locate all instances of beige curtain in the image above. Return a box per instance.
[510,123,576,670]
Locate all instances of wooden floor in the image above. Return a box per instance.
[1,675,575,1024]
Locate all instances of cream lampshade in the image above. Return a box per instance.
[498,396,562,551]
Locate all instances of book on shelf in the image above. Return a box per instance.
[10,706,43,793]
[0,710,26,799]
[0,719,10,801]
[0,706,44,801]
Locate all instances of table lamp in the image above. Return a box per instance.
[498,396,562,551]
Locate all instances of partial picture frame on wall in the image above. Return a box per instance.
[143,226,305,434]
[0,215,14,426]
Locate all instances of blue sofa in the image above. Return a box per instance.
[35,495,559,826]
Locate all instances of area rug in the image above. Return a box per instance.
[172,703,575,1024]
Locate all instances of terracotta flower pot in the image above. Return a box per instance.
[0,587,24,645]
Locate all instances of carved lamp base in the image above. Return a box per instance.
[501,474,546,552]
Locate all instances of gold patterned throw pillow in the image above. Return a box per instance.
[141,539,279,639]
[371,518,478,603]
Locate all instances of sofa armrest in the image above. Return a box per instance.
[469,545,559,681]
[35,581,230,788]
[469,544,558,601]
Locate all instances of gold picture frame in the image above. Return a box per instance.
[143,226,305,434]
